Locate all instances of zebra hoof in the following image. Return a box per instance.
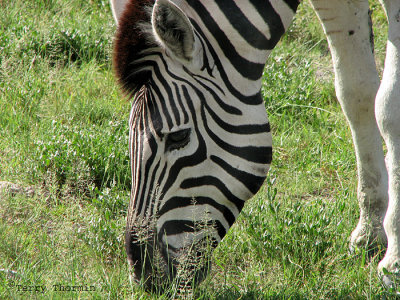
[382,274,395,288]
[378,257,400,289]
[380,270,400,295]
[349,222,387,256]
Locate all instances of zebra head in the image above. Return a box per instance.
[113,0,297,291]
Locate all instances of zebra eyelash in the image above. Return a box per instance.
[165,128,191,152]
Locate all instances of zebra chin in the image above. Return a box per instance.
[125,221,217,292]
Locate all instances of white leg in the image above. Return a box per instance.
[310,0,388,250]
[376,0,400,274]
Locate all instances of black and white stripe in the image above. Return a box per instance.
[113,0,299,289]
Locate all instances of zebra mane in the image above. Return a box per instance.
[113,0,156,98]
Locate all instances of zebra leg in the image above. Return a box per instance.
[376,0,400,276]
[310,0,388,250]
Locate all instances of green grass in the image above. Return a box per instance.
[0,0,394,298]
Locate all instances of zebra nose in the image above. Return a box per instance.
[125,226,215,291]
[125,227,173,291]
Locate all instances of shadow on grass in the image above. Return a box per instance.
[200,288,369,300]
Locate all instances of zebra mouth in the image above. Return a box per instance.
[125,220,170,292]
[125,222,216,293]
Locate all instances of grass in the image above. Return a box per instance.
[0,0,394,298]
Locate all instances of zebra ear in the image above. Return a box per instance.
[110,0,130,24]
[152,0,195,62]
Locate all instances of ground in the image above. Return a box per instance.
[0,0,397,298]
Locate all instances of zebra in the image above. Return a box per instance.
[110,0,400,291]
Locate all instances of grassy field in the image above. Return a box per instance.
[0,0,394,298]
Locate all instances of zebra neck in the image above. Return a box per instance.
[182,0,300,99]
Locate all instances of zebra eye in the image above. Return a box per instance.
[166,128,191,151]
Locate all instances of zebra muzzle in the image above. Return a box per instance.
[125,218,216,292]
